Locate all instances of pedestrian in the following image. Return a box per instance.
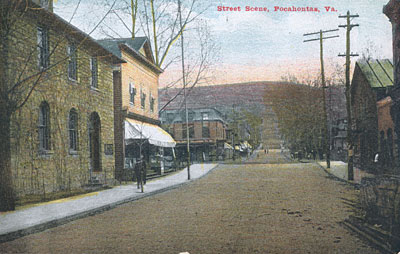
[142,159,147,185]
[134,159,141,189]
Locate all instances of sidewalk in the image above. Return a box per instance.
[0,163,218,243]
[316,161,374,185]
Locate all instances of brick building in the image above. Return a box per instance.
[98,38,175,180]
[160,107,228,162]
[4,0,123,198]
[351,59,394,172]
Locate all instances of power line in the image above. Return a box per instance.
[303,28,339,169]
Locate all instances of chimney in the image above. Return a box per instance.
[32,0,54,12]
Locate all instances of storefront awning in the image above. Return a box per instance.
[125,119,176,148]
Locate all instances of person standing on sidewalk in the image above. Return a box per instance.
[134,159,142,189]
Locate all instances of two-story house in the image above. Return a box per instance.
[160,107,228,162]
[98,38,175,180]
[3,0,123,203]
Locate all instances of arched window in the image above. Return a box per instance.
[39,101,50,151]
[69,108,78,152]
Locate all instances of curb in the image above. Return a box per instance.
[0,164,219,244]
[314,162,359,188]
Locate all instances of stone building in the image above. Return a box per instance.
[351,59,394,172]
[4,0,123,198]
[98,38,175,180]
[160,107,228,162]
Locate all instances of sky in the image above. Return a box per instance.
[54,0,393,85]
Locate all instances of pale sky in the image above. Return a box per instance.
[54,0,393,85]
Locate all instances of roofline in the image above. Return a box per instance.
[24,1,125,64]
[119,43,163,74]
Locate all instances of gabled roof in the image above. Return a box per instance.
[355,59,394,88]
[97,37,162,74]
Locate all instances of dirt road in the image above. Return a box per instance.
[1,150,380,253]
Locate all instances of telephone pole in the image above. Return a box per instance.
[339,11,359,181]
[304,29,339,169]
[178,0,190,180]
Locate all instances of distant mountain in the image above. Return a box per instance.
[158,81,286,113]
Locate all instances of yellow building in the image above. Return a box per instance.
[98,38,175,180]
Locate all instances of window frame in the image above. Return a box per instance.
[141,89,146,109]
[37,26,50,69]
[90,57,98,88]
[150,95,155,112]
[129,82,136,104]
[67,43,78,81]
[39,102,51,152]
[68,109,78,153]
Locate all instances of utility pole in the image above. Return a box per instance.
[178,0,190,180]
[304,29,339,169]
[339,11,359,181]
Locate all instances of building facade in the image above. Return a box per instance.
[351,59,394,172]
[98,38,175,180]
[160,108,228,162]
[4,0,123,198]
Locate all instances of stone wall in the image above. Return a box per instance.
[8,10,116,197]
[359,175,400,248]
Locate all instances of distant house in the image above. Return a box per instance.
[351,59,394,172]
[98,38,175,180]
[160,108,228,162]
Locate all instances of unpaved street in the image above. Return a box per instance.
[1,150,380,253]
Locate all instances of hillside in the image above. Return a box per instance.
[158,81,285,113]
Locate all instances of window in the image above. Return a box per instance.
[40,0,49,9]
[39,102,50,151]
[202,121,210,138]
[166,113,174,122]
[182,124,194,139]
[67,44,77,80]
[150,96,155,112]
[141,89,146,109]
[128,82,136,104]
[37,26,49,69]
[69,109,78,152]
[90,57,98,88]
[201,112,209,120]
